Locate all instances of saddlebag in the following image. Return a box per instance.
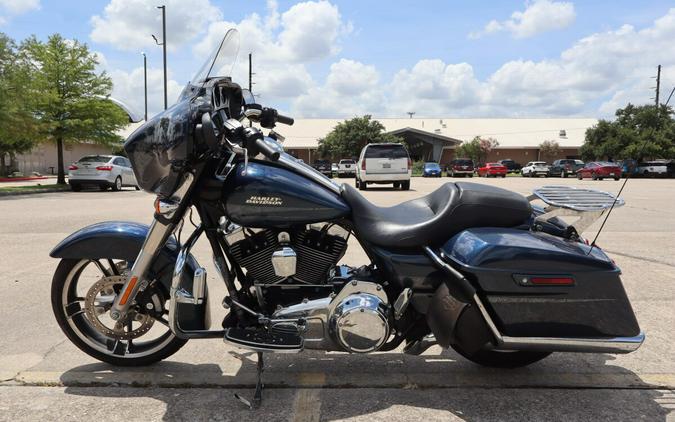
[440,228,641,339]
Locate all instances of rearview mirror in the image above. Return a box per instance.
[242,89,256,106]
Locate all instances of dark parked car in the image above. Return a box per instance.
[499,159,522,174]
[446,158,474,177]
[312,159,333,178]
[422,162,442,177]
[548,159,584,178]
[576,162,621,180]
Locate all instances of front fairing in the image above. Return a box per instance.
[124,95,209,198]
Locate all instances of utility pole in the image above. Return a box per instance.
[655,64,661,107]
[407,112,415,119]
[141,52,148,121]
[152,5,167,110]
[248,53,254,92]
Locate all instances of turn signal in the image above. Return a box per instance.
[407,158,412,170]
[96,165,113,171]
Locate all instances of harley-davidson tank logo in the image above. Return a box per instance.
[245,195,283,206]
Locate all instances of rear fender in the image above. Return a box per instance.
[50,221,207,330]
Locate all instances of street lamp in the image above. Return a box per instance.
[152,5,167,110]
[141,52,147,121]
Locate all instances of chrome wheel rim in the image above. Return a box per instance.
[61,259,176,359]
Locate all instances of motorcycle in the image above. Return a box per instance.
[49,29,643,408]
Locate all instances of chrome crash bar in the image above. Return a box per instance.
[168,225,224,339]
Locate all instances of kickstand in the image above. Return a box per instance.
[234,352,264,410]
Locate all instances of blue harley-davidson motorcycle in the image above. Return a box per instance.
[49,29,643,408]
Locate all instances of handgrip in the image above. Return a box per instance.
[276,114,294,126]
[254,137,280,161]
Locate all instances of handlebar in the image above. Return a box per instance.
[276,113,294,126]
[253,136,280,161]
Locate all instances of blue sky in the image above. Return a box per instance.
[2,0,675,119]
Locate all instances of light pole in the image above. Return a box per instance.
[152,5,167,110]
[141,52,148,121]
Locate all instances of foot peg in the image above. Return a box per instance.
[224,327,303,352]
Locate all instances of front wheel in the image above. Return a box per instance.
[451,344,551,368]
[51,258,187,366]
[577,172,583,180]
[401,180,410,190]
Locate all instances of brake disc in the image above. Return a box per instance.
[84,275,157,340]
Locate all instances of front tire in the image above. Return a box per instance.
[451,344,551,368]
[51,258,187,366]
[401,180,410,190]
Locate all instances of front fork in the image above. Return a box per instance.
[109,173,194,321]
[109,218,175,320]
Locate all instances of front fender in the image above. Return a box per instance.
[50,221,207,331]
[50,221,178,261]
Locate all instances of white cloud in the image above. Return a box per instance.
[194,0,350,63]
[90,0,222,51]
[288,8,675,118]
[293,59,384,117]
[110,66,183,118]
[190,0,351,105]
[0,0,40,25]
[0,0,40,15]
[469,0,575,39]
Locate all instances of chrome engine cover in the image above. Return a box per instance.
[330,292,389,353]
[271,280,391,352]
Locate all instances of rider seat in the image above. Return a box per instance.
[341,182,532,248]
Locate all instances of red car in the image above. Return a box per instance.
[576,162,621,181]
[477,163,507,178]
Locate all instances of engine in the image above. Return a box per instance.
[224,223,349,285]
[224,223,393,353]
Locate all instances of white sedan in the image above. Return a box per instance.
[68,155,139,192]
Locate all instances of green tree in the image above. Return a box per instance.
[0,33,41,176]
[581,103,675,161]
[21,34,129,184]
[539,139,561,161]
[455,136,499,165]
[317,115,402,159]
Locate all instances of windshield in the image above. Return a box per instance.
[425,163,440,169]
[179,29,240,100]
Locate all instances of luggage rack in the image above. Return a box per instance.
[527,186,624,234]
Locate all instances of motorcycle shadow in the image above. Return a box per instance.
[61,350,670,421]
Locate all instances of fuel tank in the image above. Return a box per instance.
[222,161,350,227]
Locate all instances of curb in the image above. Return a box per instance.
[0,187,70,197]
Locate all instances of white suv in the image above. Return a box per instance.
[521,161,550,177]
[355,143,412,191]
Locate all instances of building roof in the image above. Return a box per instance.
[276,118,597,149]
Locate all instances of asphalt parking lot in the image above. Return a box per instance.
[1,176,674,421]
